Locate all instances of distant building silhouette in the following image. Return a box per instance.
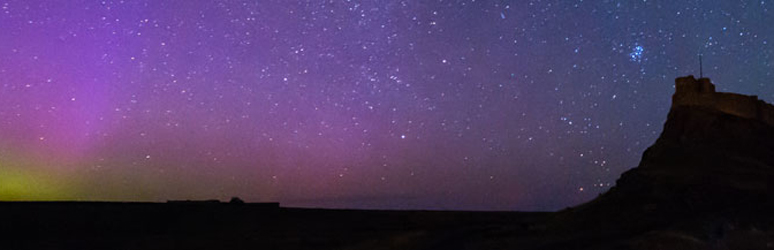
[166,199,221,204]
[229,197,245,204]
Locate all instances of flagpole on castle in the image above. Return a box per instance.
[699,54,703,79]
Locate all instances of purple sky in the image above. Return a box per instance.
[0,0,772,211]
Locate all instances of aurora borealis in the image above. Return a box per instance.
[1,1,772,211]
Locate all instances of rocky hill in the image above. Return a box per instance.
[545,76,774,250]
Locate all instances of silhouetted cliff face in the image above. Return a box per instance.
[614,77,774,211]
[551,76,774,249]
[601,106,774,219]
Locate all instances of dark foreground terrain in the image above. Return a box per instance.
[0,198,770,250]
[2,76,774,250]
[0,201,550,250]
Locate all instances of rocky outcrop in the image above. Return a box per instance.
[548,76,774,250]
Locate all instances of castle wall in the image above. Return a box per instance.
[760,101,774,126]
[672,76,774,127]
[712,93,762,119]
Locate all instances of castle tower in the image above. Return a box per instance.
[674,75,715,95]
[697,77,715,93]
[672,75,718,110]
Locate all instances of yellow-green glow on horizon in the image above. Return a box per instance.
[0,161,79,201]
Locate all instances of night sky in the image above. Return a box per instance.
[0,0,772,211]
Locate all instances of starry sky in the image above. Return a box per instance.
[0,0,772,211]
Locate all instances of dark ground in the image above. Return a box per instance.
[1,199,771,250]
[0,201,551,250]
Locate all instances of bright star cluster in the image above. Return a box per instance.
[0,1,772,211]
[630,45,644,62]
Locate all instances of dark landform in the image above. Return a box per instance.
[2,76,773,249]
[0,201,549,250]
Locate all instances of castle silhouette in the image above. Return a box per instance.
[673,75,774,126]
